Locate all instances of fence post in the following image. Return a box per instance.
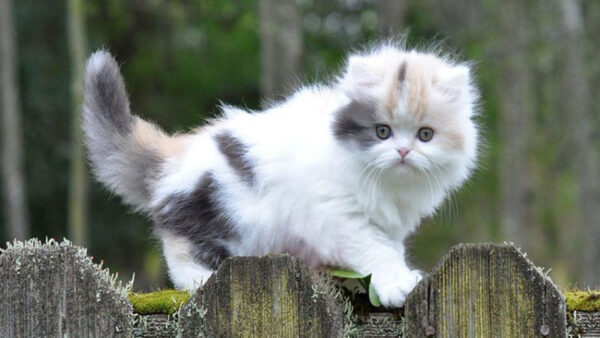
[404,243,566,337]
[0,239,132,337]
[178,254,347,337]
[1,240,578,337]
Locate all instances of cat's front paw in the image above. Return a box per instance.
[371,269,423,308]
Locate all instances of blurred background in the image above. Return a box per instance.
[1,0,599,291]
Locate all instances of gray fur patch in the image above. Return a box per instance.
[215,131,255,184]
[154,173,237,269]
[332,100,379,149]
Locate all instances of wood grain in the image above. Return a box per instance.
[178,254,345,337]
[405,243,566,337]
[0,240,132,337]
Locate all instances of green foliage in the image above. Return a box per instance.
[329,269,366,279]
[330,269,381,307]
[367,283,381,307]
[128,289,191,315]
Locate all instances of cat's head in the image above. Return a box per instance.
[333,45,479,191]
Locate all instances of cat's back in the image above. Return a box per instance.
[152,86,350,207]
[214,86,345,175]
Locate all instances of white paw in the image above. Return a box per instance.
[371,269,423,308]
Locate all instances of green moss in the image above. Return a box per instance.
[564,291,600,312]
[126,288,600,316]
[128,290,191,315]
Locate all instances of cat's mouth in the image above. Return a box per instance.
[394,158,416,172]
[397,157,412,166]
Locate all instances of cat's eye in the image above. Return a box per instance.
[375,125,392,139]
[417,127,434,142]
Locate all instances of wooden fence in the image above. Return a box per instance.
[1,239,598,337]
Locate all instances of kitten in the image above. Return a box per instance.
[83,44,479,307]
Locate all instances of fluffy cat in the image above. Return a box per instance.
[83,43,479,307]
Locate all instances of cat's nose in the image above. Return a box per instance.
[397,147,410,158]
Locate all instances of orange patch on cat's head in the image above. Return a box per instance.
[383,61,407,117]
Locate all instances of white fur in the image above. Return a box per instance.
[158,230,214,289]
[148,45,479,307]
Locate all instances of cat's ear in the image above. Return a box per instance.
[345,56,381,87]
[339,55,382,101]
[434,64,471,101]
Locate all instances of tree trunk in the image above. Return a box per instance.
[497,2,534,247]
[557,0,600,288]
[259,0,302,101]
[0,0,29,240]
[376,0,407,36]
[67,0,88,246]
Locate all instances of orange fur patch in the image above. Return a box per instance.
[132,118,189,158]
[385,79,400,118]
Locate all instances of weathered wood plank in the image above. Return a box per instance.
[569,311,600,337]
[3,240,587,337]
[178,254,346,337]
[405,243,566,337]
[0,239,132,337]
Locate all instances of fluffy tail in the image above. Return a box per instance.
[83,51,171,211]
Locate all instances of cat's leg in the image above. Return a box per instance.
[159,231,214,290]
[340,228,422,308]
[368,242,422,307]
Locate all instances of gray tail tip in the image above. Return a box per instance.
[85,49,119,78]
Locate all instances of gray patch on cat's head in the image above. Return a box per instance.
[154,173,237,269]
[332,100,379,149]
[215,131,255,184]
